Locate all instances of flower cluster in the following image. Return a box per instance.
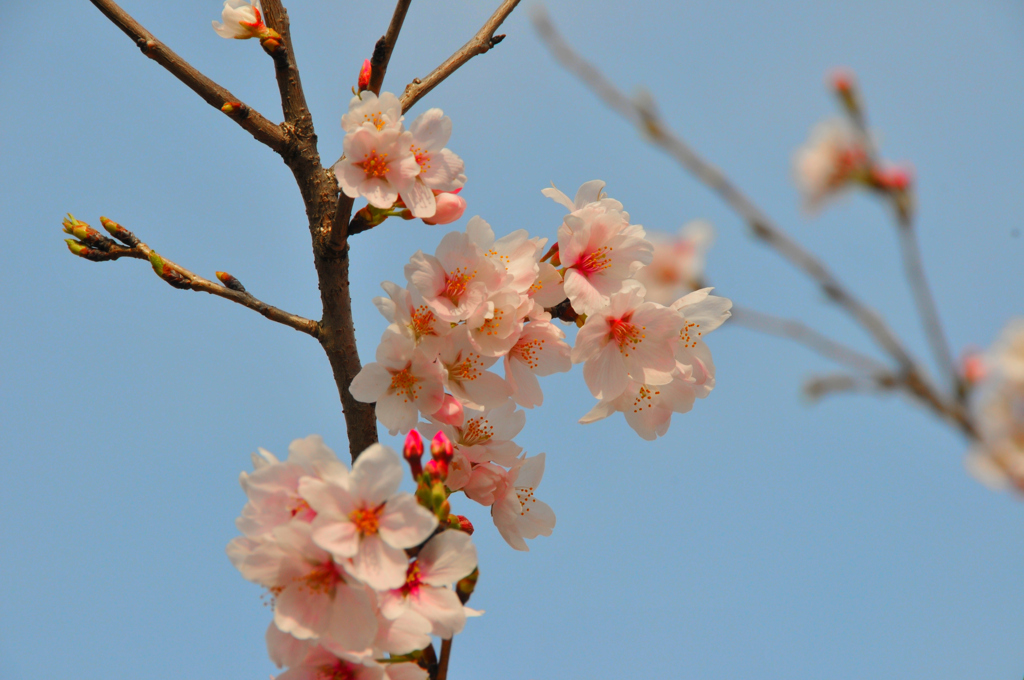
[349,179,731,548]
[228,435,479,679]
[333,91,467,223]
[633,220,714,305]
[966,320,1024,492]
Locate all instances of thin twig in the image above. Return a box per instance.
[730,306,889,376]
[436,638,453,680]
[532,8,916,373]
[88,0,288,154]
[369,0,413,96]
[67,219,319,338]
[803,372,899,401]
[399,0,521,113]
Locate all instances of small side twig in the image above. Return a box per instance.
[804,372,899,401]
[399,0,521,113]
[368,0,414,96]
[65,216,319,338]
[730,306,889,376]
[88,0,288,154]
[435,638,453,680]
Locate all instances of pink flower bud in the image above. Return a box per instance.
[960,350,988,384]
[422,192,466,225]
[358,59,372,92]
[452,515,474,534]
[403,430,424,477]
[431,394,465,427]
[873,165,913,192]
[462,463,507,506]
[424,458,448,481]
[829,68,855,95]
[430,431,454,463]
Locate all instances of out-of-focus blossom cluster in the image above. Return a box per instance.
[349,179,731,548]
[634,220,714,305]
[228,435,480,679]
[966,320,1024,492]
[333,91,467,223]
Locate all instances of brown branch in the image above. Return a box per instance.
[730,306,889,376]
[88,0,289,154]
[369,0,413,96]
[399,0,521,113]
[259,0,313,129]
[66,217,320,338]
[803,372,899,401]
[435,638,453,680]
[532,8,917,374]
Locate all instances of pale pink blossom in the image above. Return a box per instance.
[491,453,555,552]
[528,261,567,309]
[579,368,699,441]
[541,179,617,213]
[571,281,683,401]
[379,530,478,638]
[274,646,385,680]
[423,399,525,467]
[334,126,435,218]
[370,609,432,656]
[349,332,445,435]
[408,108,466,192]
[299,444,439,590]
[463,289,525,358]
[966,380,1024,493]
[670,287,733,396]
[341,91,403,133]
[466,217,545,299]
[227,522,378,653]
[404,229,509,323]
[461,462,507,506]
[236,435,337,538]
[430,393,465,427]
[794,118,870,210]
[266,620,313,670]
[212,0,271,39]
[504,319,572,409]
[437,328,512,409]
[987,319,1024,384]
[634,220,714,305]
[372,281,451,358]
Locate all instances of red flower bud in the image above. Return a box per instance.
[403,430,424,478]
[430,431,454,463]
[358,59,372,92]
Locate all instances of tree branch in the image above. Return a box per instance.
[532,8,918,374]
[65,217,320,338]
[368,0,413,96]
[88,0,289,154]
[259,0,313,129]
[399,0,521,113]
[730,306,889,376]
[803,372,898,401]
[435,638,453,680]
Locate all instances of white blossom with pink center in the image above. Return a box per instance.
[634,220,715,305]
[670,287,733,397]
[579,367,699,440]
[571,281,683,401]
[422,399,525,468]
[235,435,337,538]
[227,522,378,653]
[528,261,567,309]
[334,125,435,218]
[404,228,510,323]
[491,453,555,552]
[408,108,466,192]
[349,331,446,436]
[380,530,478,638]
[463,289,525,358]
[298,444,439,591]
[437,328,512,410]
[372,281,451,358]
[504,318,572,409]
[370,606,432,656]
[273,645,385,680]
[793,118,870,211]
[341,91,403,133]
[541,179,616,214]
[211,0,267,39]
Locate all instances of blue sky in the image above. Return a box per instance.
[2,1,1023,679]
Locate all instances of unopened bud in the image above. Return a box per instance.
[259,32,283,55]
[149,252,190,289]
[430,431,453,463]
[431,394,464,428]
[220,101,248,118]
[215,271,247,293]
[424,458,448,481]
[99,216,139,247]
[62,214,114,250]
[829,67,860,118]
[358,58,372,92]
[960,350,987,385]
[456,567,479,604]
[540,242,560,265]
[403,430,424,478]
[447,514,474,535]
[65,239,88,257]
[872,165,913,193]
[422,192,467,226]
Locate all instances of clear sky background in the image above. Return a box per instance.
[2,1,1023,679]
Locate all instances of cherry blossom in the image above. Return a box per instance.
[794,118,870,210]
[422,399,525,468]
[349,331,445,435]
[579,368,699,440]
[273,646,385,680]
[423,191,467,225]
[236,435,337,538]
[334,124,435,217]
[504,318,572,409]
[372,281,450,358]
[298,444,439,590]
[466,217,544,299]
[491,453,555,551]
[437,328,512,409]
[341,91,403,133]
[571,281,683,401]
[670,287,733,395]
[408,108,466,193]
[212,0,275,40]
[634,220,714,305]
[379,530,479,638]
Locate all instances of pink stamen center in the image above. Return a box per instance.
[610,316,645,356]
[299,560,342,595]
[317,661,357,680]
[401,561,423,597]
[349,504,384,536]
[358,150,390,179]
[575,245,612,276]
[443,268,474,305]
